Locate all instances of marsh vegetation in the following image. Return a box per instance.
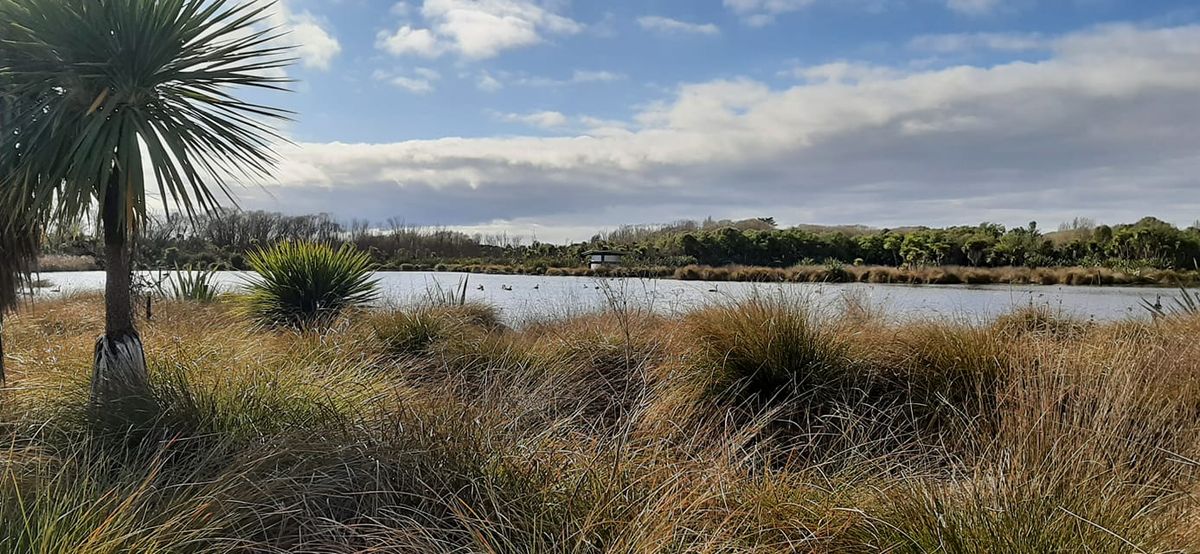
[2,289,1199,552]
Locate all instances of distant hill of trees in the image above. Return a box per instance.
[38,210,1200,273]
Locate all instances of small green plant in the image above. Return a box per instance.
[167,267,220,303]
[243,242,380,328]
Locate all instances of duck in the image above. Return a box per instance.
[501,285,513,291]
[476,284,484,291]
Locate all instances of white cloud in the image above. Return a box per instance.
[570,70,625,83]
[377,26,445,58]
[637,16,720,36]
[478,69,626,89]
[725,0,996,23]
[909,32,1048,53]
[376,0,582,60]
[945,0,1003,15]
[477,71,504,92]
[269,2,341,70]
[723,0,817,25]
[495,110,569,129]
[785,61,906,84]
[579,116,633,137]
[245,24,1200,239]
[373,67,442,94]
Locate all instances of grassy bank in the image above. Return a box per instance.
[333,262,1200,287]
[34,255,99,272]
[2,293,1199,552]
[38,259,1200,288]
[296,262,1200,287]
[674,263,1200,286]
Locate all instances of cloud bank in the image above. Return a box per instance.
[242,24,1200,241]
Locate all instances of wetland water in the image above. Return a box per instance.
[32,271,1194,326]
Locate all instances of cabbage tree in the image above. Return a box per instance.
[0,0,291,407]
[0,213,38,383]
[0,73,41,383]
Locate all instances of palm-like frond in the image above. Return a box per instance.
[0,0,293,235]
[0,69,41,315]
[243,241,380,328]
[0,214,38,315]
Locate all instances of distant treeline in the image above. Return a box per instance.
[38,211,1200,273]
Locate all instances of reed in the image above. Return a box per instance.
[666,264,1200,287]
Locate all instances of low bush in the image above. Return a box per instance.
[242,241,380,328]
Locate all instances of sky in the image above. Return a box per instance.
[234,0,1200,242]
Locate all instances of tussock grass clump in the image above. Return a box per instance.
[992,304,1089,339]
[369,303,499,358]
[867,322,1200,552]
[686,294,851,403]
[861,322,1014,441]
[242,241,380,328]
[0,443,237,553]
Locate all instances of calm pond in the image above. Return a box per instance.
[31,271,1193,326]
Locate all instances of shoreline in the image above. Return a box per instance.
[31,263,1200,288]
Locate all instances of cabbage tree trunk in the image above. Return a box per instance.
[91,176,152,412]
[1,312,6,383]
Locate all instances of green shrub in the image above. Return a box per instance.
[243,242,380,328]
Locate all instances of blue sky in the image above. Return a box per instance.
[240,0,1200,241]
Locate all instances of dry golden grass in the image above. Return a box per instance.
[34,254,99,272]
[1,293,1198,552]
